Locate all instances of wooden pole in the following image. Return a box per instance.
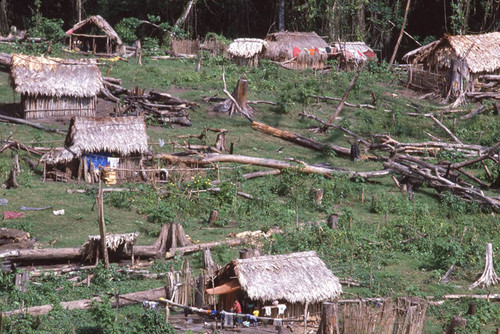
[327,70,361,124]
[97,172,110,268]
[389,0,411,66]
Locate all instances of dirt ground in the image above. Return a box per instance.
[168,311,313,334]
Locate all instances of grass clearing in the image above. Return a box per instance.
[0,44,498,332]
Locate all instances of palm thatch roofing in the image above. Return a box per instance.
[403,32,500,73]
[10,54,103,98]
[227,38,268,58]
[67,15,122,45]
[209,251,342,304]
[263,31,328,61]
[332,41,377,61]
[42,116,148,164]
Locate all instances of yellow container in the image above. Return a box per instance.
[103,167,117,185]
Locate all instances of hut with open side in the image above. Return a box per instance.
[41,116,148,183]
[227,38,268,67]
[402,32,500,102]
[206,251,342,319]
[66,15,123,55]
[329,41,377,71]
[263,31,328,69]
[10,54,103,119]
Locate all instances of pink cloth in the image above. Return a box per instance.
[293,47,301,58]
[3,211,25,219]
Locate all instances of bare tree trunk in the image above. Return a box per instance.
[389,0,411,66]
[317,302,339,334]
[278,0,285,31]
[469,243,499,289]
[173,0,198,33]
[0,0,9,36]
[75,0,82,22]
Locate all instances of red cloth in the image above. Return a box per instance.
[293,47,301,58]
[233,300,242,313]
[3,211,24,219]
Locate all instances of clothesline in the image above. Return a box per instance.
[157,298,306,323]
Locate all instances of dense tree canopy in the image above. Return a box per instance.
[1,0,499,60]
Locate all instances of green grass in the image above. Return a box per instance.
[0,43,499,332]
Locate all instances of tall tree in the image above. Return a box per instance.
[278,0,285,31]
[0,0,9,35]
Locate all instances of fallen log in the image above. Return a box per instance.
[0,115,66,134]
[2,286,166,317]
[252,121,351,157]
[310,94,375,109]
[154,152,390,179]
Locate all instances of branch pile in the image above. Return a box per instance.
[101,81,197,127]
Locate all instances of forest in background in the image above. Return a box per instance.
[1,0,500,60]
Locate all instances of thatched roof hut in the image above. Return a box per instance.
[403,32,500,101]
[207,251,341,318]
[42,116,148,183]
[227,38,268,67]
[10,54,103,119]
[66,15,123,54]
[263,31,328,69]
[330,41,377,70]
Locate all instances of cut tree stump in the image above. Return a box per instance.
[207,210,219,226]
[469,243,499,289]
[316,302,340,334]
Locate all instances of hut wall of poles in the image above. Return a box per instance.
[216,294,320,319]
[68,33,114,54]
[22,95,96,119]
[171,39,200,55]
[45,155,153,184]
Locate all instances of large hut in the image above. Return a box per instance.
[10,54,102,119]
[66,15,123,54]
[263,31,328,69]
[41,116,148,183]
[206,251,342,318]
[227,38,268,67]
[403,32,500,101]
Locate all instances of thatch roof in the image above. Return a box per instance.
[227,38,268,58]
[42,116,148,164]
[403,32,500,73]
[67,15,122,45]
[264,31,328,61]
[10,54,103,98]
[332,41,377,61]
[211,251,341,304]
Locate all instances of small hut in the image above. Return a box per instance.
[263,31,328,69]
[227,38,268,67]
[330,41,377,70]
[206,251,342,318]
[403,32,500,101]
[41,116,148,183]
[10,54,103,119]
[66,15,123,54]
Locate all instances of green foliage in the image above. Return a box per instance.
[115,17,142,45]
[90,295,121,334]
[129,309,175,334]
[28,0,65,42]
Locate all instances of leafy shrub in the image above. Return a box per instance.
[115,17,142,45]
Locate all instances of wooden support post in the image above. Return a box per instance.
[97,173,110,268]
[304,301,309,334]
[196,51,202,73]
